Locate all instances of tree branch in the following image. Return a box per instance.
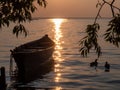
[103,0,120,12]
[94,2,105,24]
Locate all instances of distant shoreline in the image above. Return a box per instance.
[32,17,112,20]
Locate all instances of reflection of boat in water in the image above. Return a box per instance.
[10,35,55,83]
[13,86,54,90]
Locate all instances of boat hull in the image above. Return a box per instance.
[11,35,55,83]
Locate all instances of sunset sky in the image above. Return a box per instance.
[34,0,120,18]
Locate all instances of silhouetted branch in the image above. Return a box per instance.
[79,0,120,58]
[110,0,115,17]
[94,2,105,24]
[103,0,120,13]
[0,0,47,37]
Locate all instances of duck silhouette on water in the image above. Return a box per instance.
[90,59,98,70]
[104,61,110,72]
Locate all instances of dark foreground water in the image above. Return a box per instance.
[0,18,120,90]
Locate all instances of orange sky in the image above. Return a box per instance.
[33,0,120,18]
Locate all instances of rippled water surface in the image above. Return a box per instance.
[0,19,120,90]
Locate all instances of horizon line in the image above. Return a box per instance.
[32,16,112,20]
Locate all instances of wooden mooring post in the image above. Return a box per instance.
[0,67,6,90]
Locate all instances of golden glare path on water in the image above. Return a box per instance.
[51,18,66,90]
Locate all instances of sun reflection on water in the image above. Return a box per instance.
[55,86,62,90]
[51,18,66,89]
[53,19,63,50]
[52,18,66,62]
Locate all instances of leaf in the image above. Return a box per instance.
[79,23,101,57]
[104,14,120,47]
[13,24,28,37]
[37,0,47,7]
[0,0,47,37]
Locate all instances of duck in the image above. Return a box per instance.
[104,61,110,72]
[90,59,98,69]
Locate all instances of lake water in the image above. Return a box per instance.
[0,18,120,90]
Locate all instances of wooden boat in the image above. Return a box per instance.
[10,35,55,83]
